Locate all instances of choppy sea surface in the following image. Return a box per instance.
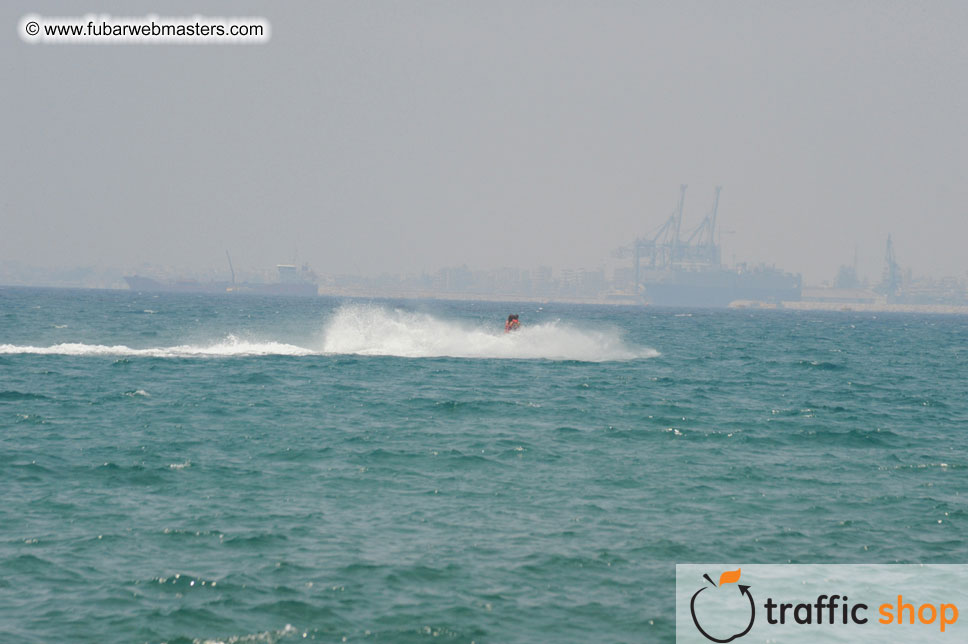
[1,287,966,643]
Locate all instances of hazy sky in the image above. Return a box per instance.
[3,1,966,285]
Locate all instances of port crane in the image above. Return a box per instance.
[612,186,724,295]
[881,235,901,300]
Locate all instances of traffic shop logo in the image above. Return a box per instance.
[689,568,755,643]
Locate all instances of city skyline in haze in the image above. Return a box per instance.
[3,1,966,287]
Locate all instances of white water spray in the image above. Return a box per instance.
[320,304,656,361]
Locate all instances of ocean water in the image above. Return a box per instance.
[1,287,966,643]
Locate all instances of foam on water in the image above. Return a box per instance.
[193,624,298,644]
[0,335,312,357]
[320,304,657,361]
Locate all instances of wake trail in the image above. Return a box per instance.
[2,306,659,362]
[0,335,312,357]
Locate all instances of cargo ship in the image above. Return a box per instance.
[637,264,802,307]
[124,263,318,297]
[623,186,802,307]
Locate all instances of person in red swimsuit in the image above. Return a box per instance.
[505,314,520,333]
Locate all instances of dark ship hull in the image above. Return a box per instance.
[640,267,801,307]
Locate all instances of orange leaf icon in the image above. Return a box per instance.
[719,568,741,585]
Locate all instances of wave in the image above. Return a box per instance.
[194,624,298,644]
[0,390,51,401]
[0,335,313,358]
[320,304,656,362]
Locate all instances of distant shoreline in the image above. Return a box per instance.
[5,283,968,315]
[777,300,968,315]
[320,287,968,314]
